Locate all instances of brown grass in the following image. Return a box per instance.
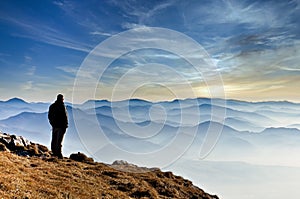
[0,152,218,199]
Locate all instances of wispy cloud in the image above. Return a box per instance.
[21,81,33,90]
[0,53,11,65]
[217,40,300,97]
[90,31,113,37]
[279,66,300,72]
[56,65,78,76]
[182,0,298,54]
[24,56,32,62]
[121,23,148,30]
[110,0,177,26]
[53,1,116,38]
[1,14,92,53]
[53,1,64,7]
[26,66,36,76]
[187,0,294,30]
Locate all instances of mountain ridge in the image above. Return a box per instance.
[3,97,300,106]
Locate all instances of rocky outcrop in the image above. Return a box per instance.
[0,132,50,157]
[110,160,219,199]
[69,152,94,163]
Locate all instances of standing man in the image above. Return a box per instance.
[48,94,68,159]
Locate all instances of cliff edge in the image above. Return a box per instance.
[0,132,219,199]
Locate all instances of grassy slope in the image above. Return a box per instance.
[0,152,218,199]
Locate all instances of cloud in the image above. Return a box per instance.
[24,56,32,62]
[90,31,113,37]
[26,66,36,76]
[181,0,298,55]
[110,0,177,25]
[189,0,292,29]
[1,13,92,53]
[56,66,78,76]
[53,1,64,7]
[138,1,177,24]
[279,67,300,72]
[21,81,33,90]
[121,23,148,30]
[53,1,117,37]
[213,39,300,102]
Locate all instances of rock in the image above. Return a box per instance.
[69,152,94,163]
[0,132,50,157]
[111,160,160,173]
[112,160,135,166]
[0,133,12,146]
[0,142,9,152]
[0,132,31,152]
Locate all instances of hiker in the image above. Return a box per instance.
[48,94,68,159]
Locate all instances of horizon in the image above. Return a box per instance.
[0,1,299,104]
[1,96,300,105]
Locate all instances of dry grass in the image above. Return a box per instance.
[0,152,218,199]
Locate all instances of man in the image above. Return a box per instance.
[48,94,68,159]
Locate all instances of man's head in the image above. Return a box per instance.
[57,94,64,102]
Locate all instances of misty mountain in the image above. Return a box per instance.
[1,97,300,155]
[0,98,49,120]
[224,117,264,132]
[1,97,300,199]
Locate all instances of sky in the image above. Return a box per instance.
[0,0,299,103]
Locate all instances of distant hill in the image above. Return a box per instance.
[3,97,28,104]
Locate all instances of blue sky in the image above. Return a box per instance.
[0,0,299,103]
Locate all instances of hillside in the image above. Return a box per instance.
[0,133,219,199]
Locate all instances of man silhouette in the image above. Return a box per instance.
[48,94,68,159]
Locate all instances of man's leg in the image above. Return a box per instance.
[51,128,59,156]
[56,128,66,158]
[51,128,66,158]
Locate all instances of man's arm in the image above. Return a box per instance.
[48,104,54,126]
[64,106,68,128]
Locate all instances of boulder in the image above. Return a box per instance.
[69,152,94,163]
[0,132,50,157]
[0,142,9,152]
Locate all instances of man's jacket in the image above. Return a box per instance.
[48,101,68,128]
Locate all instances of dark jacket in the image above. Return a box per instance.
[48,100,68,128]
